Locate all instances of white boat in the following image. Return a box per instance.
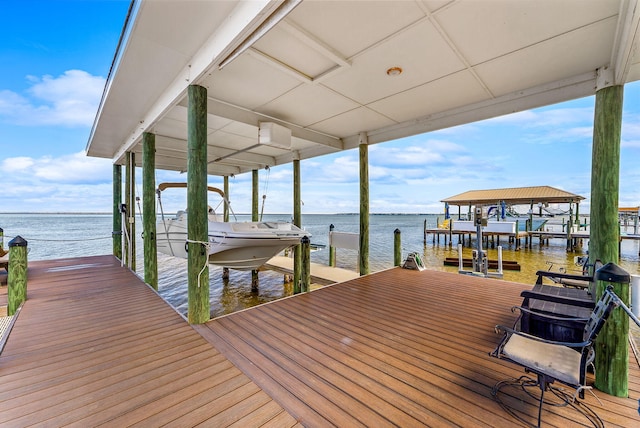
[156,183,310,270]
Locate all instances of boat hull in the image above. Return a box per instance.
[156,215,309,271]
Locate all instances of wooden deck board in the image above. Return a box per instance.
[202,267,640,427]
[0,255,294,427]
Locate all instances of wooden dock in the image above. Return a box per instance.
[263,255,359,285]
[1,255,639,426]
[0,256,298,426]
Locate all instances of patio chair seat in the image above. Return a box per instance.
[502,333,582,386]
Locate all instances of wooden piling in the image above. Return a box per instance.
[293,159,302,291]
[223,175,230,222]
[142,132,158,290]
[300,236,310,292]
[590,82,625,396]
[223,175,230,281]
[423,219,427,244]
[112,164,122,260]
[329,224,336,267]
[394,229,401,266]
[7,236,28,316]
[359,133,369,276]
[252,169,259,291]
[124,152,136,270]
[186,84,209,324]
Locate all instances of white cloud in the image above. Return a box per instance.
[1,151,112,184]
[488,107,594,128]
[1,156,35,172]
[0,70,104,127]
[35,152,112,182]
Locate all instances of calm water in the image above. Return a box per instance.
[1,213,639,318]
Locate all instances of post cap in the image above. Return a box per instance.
[394,228,401,234]
[9,235,28,247]
[595,262,630,283]
[301,236,310,244]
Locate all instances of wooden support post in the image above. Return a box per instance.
[142,132,158,290]
[300,236,310,292]
[359,133,369,275]
[252,169,259,291]
[223,175,230,281]
[223,176,230,222]
[590,82,625,396]
[329,223,336,267]
[112,164,122,260]
[394,228,401,266]
[293,158,302,291]
[124,152,133,269]
[566,203,573,251]
[7,236,28,316]
[129,152,137,270]
[187,84,209,324]
[252,169,259,220]
[124,155,130,266]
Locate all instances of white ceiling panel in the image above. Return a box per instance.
[257,84,360,127]
[323,18,466,105]
[203,53,302,110]
[252,26,338,79]
[312,107,396,141]
[368,70,489,123]
[286,0,428,58]
[436,0,620,66]
[476,18,618,97]
[135,1,235,58]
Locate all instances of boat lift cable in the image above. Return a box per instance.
[121,206,132,268]
[156,187,175,257]
[260,166,270,221]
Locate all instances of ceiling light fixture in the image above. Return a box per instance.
[386,66,403,76]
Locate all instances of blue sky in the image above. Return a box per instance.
[1,1,639,215]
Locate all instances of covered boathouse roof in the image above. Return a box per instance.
[441,185,585,207]
[85,0,640,175]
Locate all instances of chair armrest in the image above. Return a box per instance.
[535,270,592,287]
[513,305,590,323]
[520,290,595,308]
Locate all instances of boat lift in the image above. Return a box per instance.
[458,207,504,279]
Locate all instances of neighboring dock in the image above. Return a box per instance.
[426,224,640,253]
[1,255,639,426]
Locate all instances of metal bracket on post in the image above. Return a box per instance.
[596,66,615,91]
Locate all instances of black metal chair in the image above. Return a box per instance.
[518,260,603,343]
[490,285,621,427]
